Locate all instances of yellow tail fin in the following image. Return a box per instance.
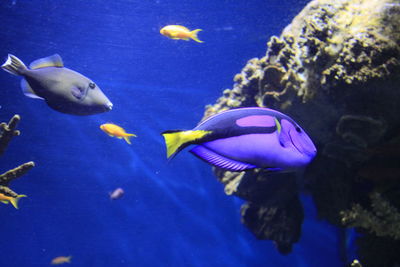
[190,29,203,43]
[10,194,27,209]
[162,130,211,159]
[123,133,137,145]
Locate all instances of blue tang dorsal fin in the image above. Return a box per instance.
[29,54,64,69]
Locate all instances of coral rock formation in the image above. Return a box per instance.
[0,114,21,155]
[201,0,400,259]
[341,192,400,240]
[0,115,34,197]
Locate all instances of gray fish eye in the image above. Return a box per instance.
[89,82,96,89]
[295,126,301,133]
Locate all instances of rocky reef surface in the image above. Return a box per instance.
[202,0,400,263]
[0,115,34,198]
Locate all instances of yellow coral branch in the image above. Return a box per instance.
[0,114,21,156]
[0,161,35,186]
[0,185,18,198]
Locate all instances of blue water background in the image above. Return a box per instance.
[0,1,344,266]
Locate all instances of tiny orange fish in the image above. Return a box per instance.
[0,193,27,209]
[100,123,137,144]
[51,256,72,265]
[160,25,203,43]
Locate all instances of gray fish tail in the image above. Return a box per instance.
[1,54,27,75]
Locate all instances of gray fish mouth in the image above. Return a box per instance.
[105,102,113,111]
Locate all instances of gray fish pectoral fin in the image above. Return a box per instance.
[71,87,82,99]
[20,79,44,100]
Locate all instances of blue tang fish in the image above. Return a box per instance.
[162,107,317,172]
[1,54,113,115]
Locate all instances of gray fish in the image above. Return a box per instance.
[1,54,113,115]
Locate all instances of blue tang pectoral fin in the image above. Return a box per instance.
[190,145,256,171]
[161,130,212,159]
[275,117,290,148]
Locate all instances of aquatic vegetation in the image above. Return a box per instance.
[341,192,400,240]
[0,115,34,204]
[0,114,20,155]
[201,0,400,257]
[351,259,363,267]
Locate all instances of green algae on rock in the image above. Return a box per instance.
[201,0,400,256]
[341,192,400,240]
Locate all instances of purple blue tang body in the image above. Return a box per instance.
[162,107,317,172]
[1,54,113,115]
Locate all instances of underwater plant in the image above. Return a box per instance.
[341,192,400,240]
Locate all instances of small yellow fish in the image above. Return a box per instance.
[0,193,26,209]
[100,123,137,144]
[160,25,203,43]
[51,256,72,265]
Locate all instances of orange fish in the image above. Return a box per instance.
[51,256,72,265]
[100,123,136,144]
[160,25,203,43]
[0,193,26,209]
